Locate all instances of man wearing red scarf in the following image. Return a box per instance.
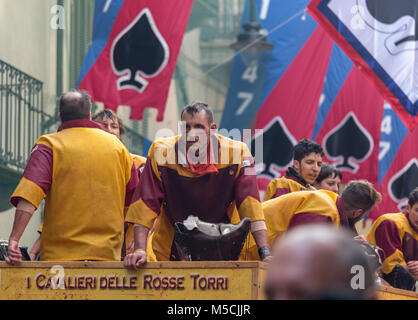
[124,102,270,266]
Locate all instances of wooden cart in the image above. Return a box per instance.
[0,261,416,300]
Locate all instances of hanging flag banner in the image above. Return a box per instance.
[311,44,353,140]
[220,1,272,132]
[221,0,414,219]
[308,0,418,130]
[378,102,409,185]
[372,127,418,219]
[253,26,333,186]
[220,47,271,132]
[221,0,324,195]
[221,0,318,133]
[77,0,193,121]
[365,102,410,221]
[315,66,384,184]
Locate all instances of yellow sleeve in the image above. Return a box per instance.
[265,179,279,201]
[11,177,46,209]
[367,215,406,274]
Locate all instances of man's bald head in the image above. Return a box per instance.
[59,90,92,122]
[264,225,376,300]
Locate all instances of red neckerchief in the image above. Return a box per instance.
[186,138,218,175]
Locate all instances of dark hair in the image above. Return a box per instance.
[341,180,382,213]
[294,139,324,162]
[92,109,126,136]
[59,90,92,122]
[316,163,342,184]
[408,187,418,207]
[181,101,214,125]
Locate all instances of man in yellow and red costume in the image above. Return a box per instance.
[124,102,271,268]
[6,90,138,263]
[28,108,145,261]
[265,139,323,200]
[367,187,418,291]
[246,180,381,260]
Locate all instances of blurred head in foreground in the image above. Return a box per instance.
[264,225,377,300]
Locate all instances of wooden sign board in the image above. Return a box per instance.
[0,261,416,300]
[377,285,418,300]
[0,261,266,300]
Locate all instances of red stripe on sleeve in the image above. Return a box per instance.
[234,157,260,208]
[374,219,402,262]
[130,158,165,215]
[336,197,350,229]
[288,213,333,230]
[22,144,53,194]
[125,163,140,207]
[273,188,291,198]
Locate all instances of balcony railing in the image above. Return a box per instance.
[0,59,147,175]
[0,59,50,172]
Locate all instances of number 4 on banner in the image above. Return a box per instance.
[381,115,392,135]
[242,65,258,83]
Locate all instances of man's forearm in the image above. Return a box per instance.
[29,236,41,260]
[9,199,36,242]
[133,224,150,251]
[252,229,270,249]
[252,228,271,260]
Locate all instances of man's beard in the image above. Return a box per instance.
[348,214,364,230]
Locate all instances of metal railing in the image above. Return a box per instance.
[0,59,50,171]
[0,59,147,173]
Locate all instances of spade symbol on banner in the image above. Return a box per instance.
[365,0,418,44]
[111,8,169,93]
[251,117,296,178]
[389,159,418,210]
[324,113,373,172]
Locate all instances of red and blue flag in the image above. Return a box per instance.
[222,0,418,219]
[77,0,193,121]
